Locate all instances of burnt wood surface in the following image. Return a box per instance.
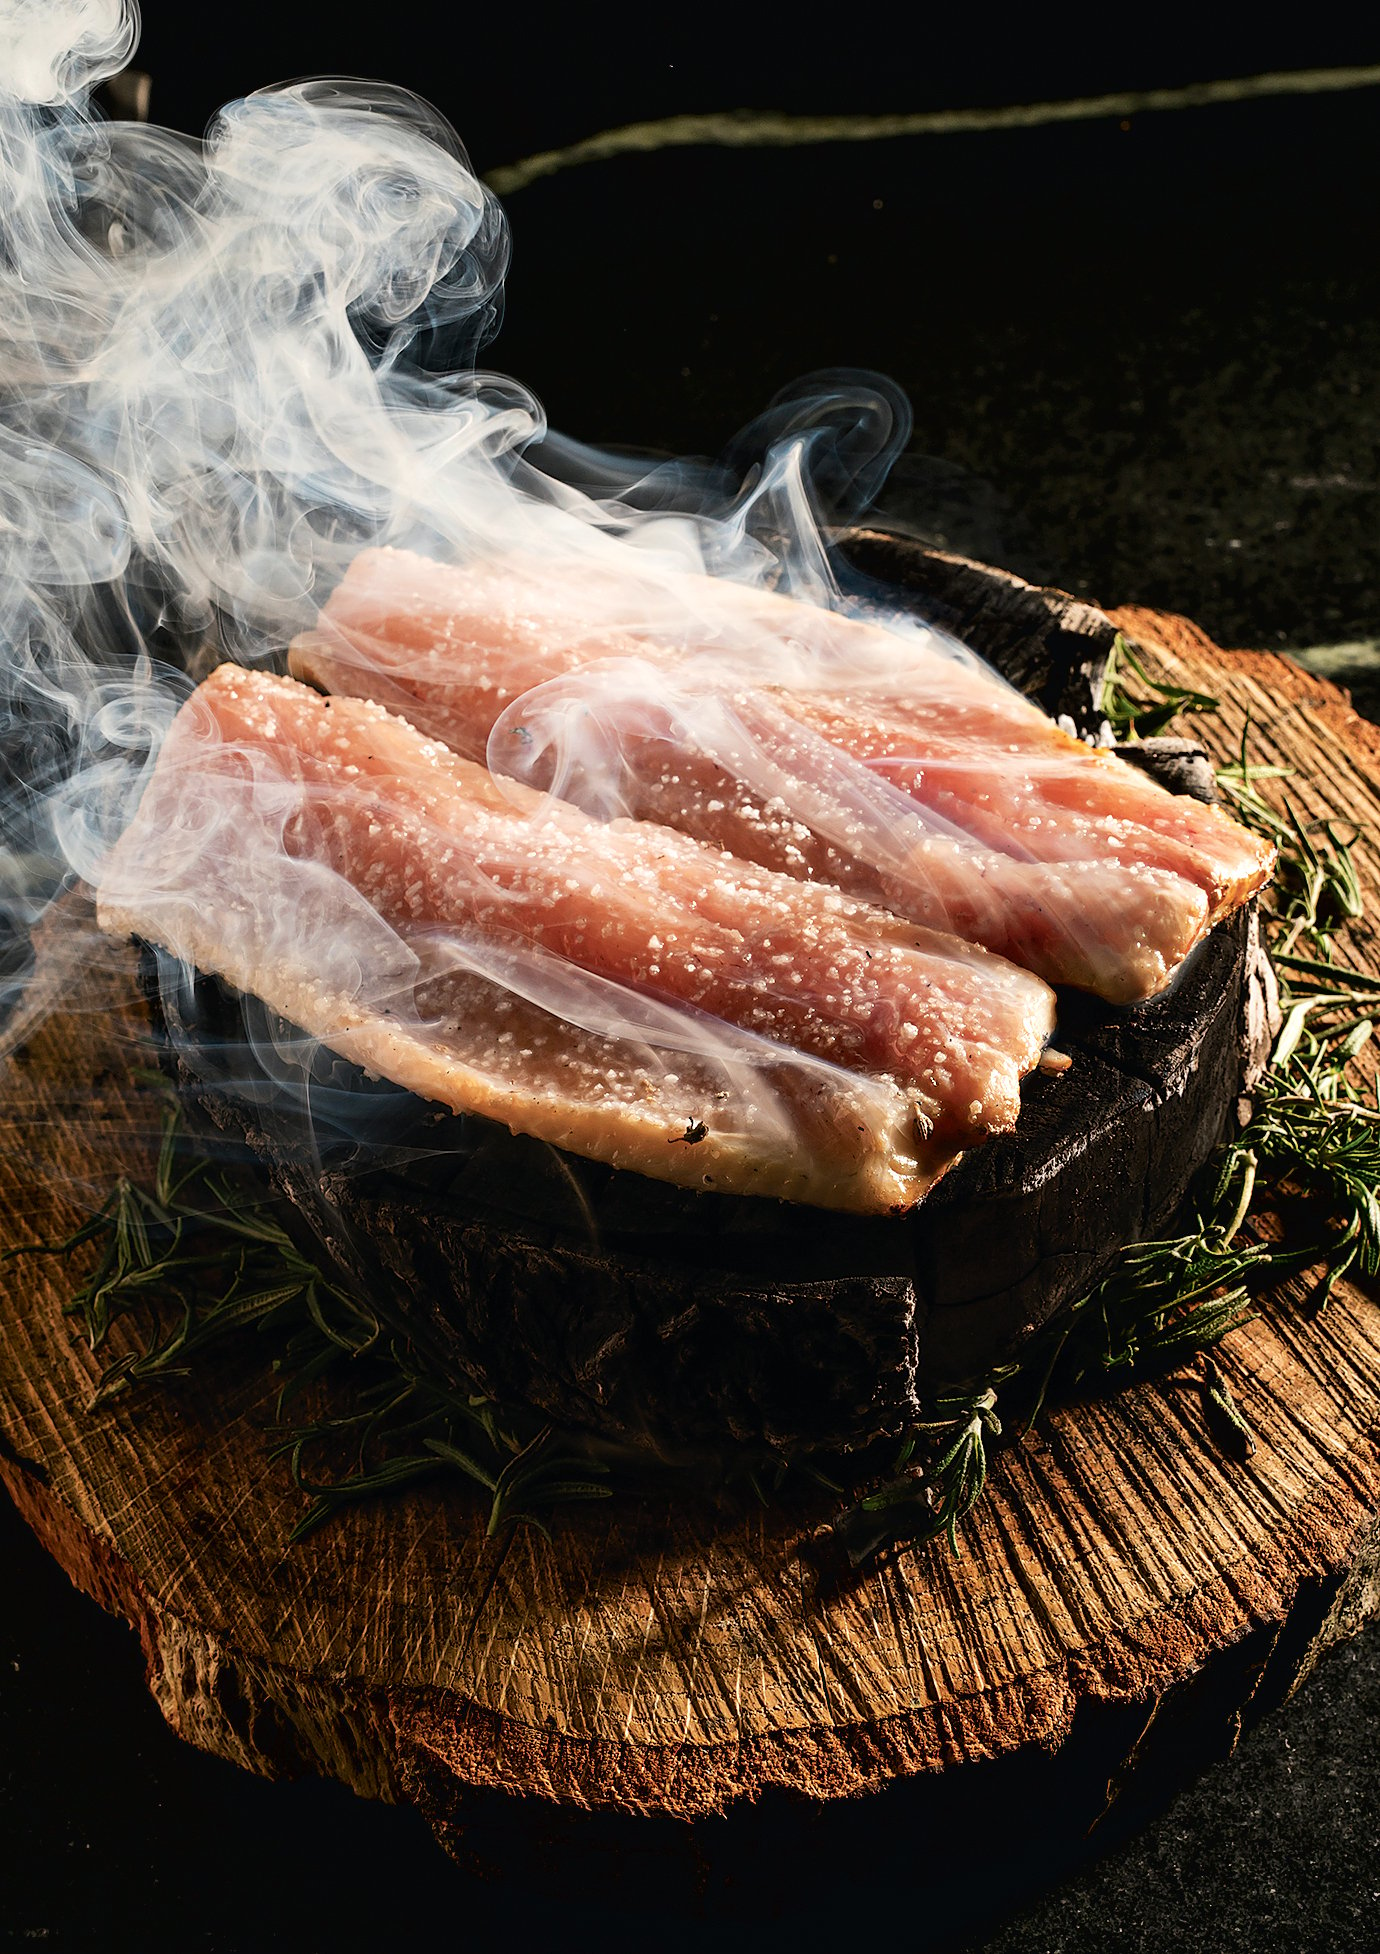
[2,611,1379,1888]
[145,908,1259,1453]
[138,538,1264,1452]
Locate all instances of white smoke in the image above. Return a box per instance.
[3,0,1020,1207]
[0,2,949,939]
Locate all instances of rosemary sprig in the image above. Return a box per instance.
[1216,717,1365,957]
[823,1388,1004,1567]
[2,1135,368,1403]
[1200,1355,1256,1462]
[1100,632,1221,741]
[7,1111,615,1541]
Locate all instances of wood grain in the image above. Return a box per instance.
[2,599,1379,1855]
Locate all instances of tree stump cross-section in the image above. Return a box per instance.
[2,588,1379,1882]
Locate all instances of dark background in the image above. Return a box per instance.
[131,11,1380,677]
[6,9,1380,1947]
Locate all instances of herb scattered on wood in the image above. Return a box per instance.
[11,632,1377,1570]
[824,644,1377,1567]
[1100,632,1221,741]
[4,1115,618,1540]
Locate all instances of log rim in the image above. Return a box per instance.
[3,1392,1377,1820]
[3,591,1379,1825]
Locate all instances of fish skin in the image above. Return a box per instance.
[292,546,1270,1002]
[97,666,1057,1211]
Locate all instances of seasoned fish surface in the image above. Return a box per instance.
[293,546,1272,1003]
[98,667,1057,1211]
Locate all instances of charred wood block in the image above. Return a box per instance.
[142,904,1253,1454]
[836,529,1119,730]
[1115,737,1219,803]
[134,539,1258,1456]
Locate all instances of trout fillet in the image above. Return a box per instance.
[98,666,1057,1211]
[291,547,1273,1003]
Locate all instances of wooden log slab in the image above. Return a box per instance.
[134,537,1268,1454]
[2,600,1379,1907]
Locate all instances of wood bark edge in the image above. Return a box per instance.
[6,1414,1378,1819]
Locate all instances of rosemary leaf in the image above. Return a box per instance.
[1099,633,1220,741]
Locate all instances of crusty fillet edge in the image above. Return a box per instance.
[98,886,952,1214]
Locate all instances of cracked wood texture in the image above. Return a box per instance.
[2,603,1380,1886]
